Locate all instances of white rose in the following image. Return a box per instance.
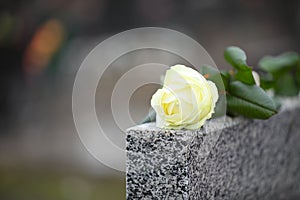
[151,64,219,129]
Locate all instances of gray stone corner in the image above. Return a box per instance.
[126,97,300,200]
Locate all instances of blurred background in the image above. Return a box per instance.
[0,0,299,199]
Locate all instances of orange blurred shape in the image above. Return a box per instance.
[23,18,65,76]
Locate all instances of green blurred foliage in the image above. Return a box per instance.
[0,167,125,200]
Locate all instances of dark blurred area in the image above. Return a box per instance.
[0,0,299,199]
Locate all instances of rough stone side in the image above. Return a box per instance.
[188,108,300,200]
[126,100,300,200]
[126,126,193,199]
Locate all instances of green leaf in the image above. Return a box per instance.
[200,65,226,93]
[224,46,249,70]
[140,109,156,124]
[200,65,219,78]
[296,67,300,90]
[234,69,255,85]
[221,71,230,91]
[224,46,256,85]
[259,52,300,74]
[272,97,282,110]
[213,95,227,118]
[200,66,227,118]
[274,72,298,96]
[227,95,276,119]
[227,81,277,119]
[260,73,275,90]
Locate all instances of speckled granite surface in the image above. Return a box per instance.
[126,98,300,200]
